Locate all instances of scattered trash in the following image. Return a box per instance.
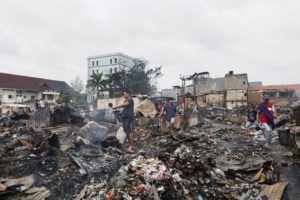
[116,127,126,144]
[0,103,297,199]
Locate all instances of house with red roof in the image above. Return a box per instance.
[0,72,74,104]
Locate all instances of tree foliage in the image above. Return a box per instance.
[70,76,84,93]
[86,72,108,99]
[107,59,162,97]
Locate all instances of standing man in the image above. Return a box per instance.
[114,89,135,152]
[257,95,277,148]
[160,97,177,132]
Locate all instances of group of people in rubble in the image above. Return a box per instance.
[245,94,278,148]
[110,89,277,152]
[105,89,177,152]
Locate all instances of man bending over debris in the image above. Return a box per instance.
[160,97,177,132]
[257,95,277,148]
[114,89,135,152]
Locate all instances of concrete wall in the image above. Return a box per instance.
[161,88,181,100]
[225,73,248,90]
[226,89,247,109]
[161,89,177,99]
[226,90,247,101]
[248,91,262,104]
[206,93,224,105]
[185,85,194,94]
[226,101,248,110]
[195,78,210,95]
[195,77,225,95]
[196,95,207,107]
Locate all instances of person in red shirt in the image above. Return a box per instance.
[257,95,277,148]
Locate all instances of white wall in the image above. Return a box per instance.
[0,88,63,104]
[2,90,16,103]
[97,97,141,110]
[0,89,40,104]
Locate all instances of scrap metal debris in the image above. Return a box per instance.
[0,103,298,199]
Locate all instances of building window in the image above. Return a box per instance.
[243,81,246,85]
[110,59,112,64]
[92,70,95,74]
[96,69,99,73]
[114,58,117,63]
[24,95,26,98]
[8,95,13,99]
[110,68,113,73]
[115,68,117,73]
[96,61,99,66]
[47,94,53,100]
[31,96,35,100]
[92,61,94,66]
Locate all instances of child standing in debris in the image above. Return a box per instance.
[245,104,257,134]
[257,95,277,148]
[105,103,116,123]
[113,89,135,153]
[160,97,177,132]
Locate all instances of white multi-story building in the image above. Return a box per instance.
[87,52,137,80]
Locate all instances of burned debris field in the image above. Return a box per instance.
[1,102,300,200]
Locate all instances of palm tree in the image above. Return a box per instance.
[87,72,107,100]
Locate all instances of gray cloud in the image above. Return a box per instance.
[0,0,299,89]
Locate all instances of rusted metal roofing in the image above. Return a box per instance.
[0,72,74,93]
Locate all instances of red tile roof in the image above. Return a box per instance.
[249,84,300,91]
[0,72,74,93]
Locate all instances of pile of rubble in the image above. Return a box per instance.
[72,122,287,200]
[0,117,127,200]
[0,103,298,200]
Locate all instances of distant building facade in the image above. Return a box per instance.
[224,71,248,109]
[161,86,181,100]
[0,72,74,104]
[248,84,300,105]
[182,71,248,108]
[87,52,137,80]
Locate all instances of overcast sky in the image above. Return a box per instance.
[0,0,299,90]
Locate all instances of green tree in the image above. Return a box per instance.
[107,59,162,97]
[86,72,107,100]
[70,76,84,93]
[56,94,70,104]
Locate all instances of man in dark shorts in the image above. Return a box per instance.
[160,97,177,132]
[114,89,135,152]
